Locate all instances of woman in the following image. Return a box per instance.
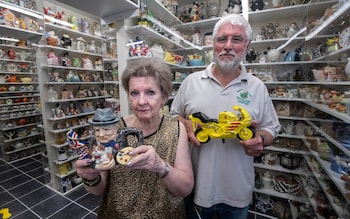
[75,58,193,218]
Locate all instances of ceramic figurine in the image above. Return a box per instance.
[69,15,79,31]
[93,21,101,36]
[179,7,191,23]
[94,58,103,70]
[76,37,87,52]
[52,103,65,118]
[192,30,201,46]
[61,52,71,67]
[88,40,96,53]
[61,88,74,99]
[92,72,102,82]
[222,0,241,15]
[203,32,213,46]
[45,31,59,46]
[251,0,266,11]
[82,56,93,69]
[81,100,94,112]
[66,70,80,82]
[60,33,71,49]
[68,108,145,170]
[65,102,80,116]
[190,1,204,22]
[7,48,16,60]
[246,48,258,63]
[58,148,68,161]
[48,85,58,101]
[205,0,221,18]
[72,57,81,68]
[80,18,90,34]
[49,71,64,82]
[47,50,59,65]
[128,38,152,57]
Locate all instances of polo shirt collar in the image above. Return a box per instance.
[201,62,250,82]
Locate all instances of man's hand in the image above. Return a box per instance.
[183,119,201,146]
[240,120,264,157]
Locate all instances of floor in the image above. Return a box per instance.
[0,155,100,219]
[0,154,264,219]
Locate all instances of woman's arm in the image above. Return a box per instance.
[158,122,194,197]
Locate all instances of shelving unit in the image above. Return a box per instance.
[37,0,121,193]
[0,0,45,161]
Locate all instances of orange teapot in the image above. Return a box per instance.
[7,75,18,82]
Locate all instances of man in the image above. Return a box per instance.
[170,14,281,219]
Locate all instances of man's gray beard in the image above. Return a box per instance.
[215,58,242,73]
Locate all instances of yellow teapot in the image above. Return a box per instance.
[20,77,32,83]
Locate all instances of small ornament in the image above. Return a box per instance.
[66,70,80,82]
[76,37,87,52]
[80,18,90,34]
[88,40,96,53]
[47,50,59,65]
[45,31,59,46]
[72,57,81,68]
[48,86,58,101]
[60,34,72,49]
[82,56,93,69]
[94,58,103,70]
[61,52,71,67]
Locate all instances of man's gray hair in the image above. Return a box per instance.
[212,14,252,41]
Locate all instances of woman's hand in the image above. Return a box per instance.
[75,159,101,180]
[75,159,107,196]
[126,145,164,174]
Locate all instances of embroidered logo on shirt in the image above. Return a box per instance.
[236,89,251,105]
